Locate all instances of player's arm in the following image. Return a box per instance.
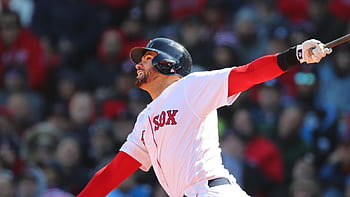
[228,40,332,96]
[77,151,141,197]
[228,54,285,96]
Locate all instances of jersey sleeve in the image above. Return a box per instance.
[120,120,152,172]
[77,151,141,197]
[228,54,286,96]
[183,68,240,117]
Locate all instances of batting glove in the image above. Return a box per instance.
[296,39,332,64]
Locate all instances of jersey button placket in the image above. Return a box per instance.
[148,116,170,191]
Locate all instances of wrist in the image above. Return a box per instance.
[296,44,304,62]
[277,46,300,70]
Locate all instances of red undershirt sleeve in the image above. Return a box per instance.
[228,54,286,97]
[77,151,141,197]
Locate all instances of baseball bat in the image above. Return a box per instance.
[310,33,350,55]
[324,33,350,48]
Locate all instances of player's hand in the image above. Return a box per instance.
[296,39,332,64]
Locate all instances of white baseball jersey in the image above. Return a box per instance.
[121,68,242,196]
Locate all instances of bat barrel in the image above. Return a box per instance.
[325,34,350,48]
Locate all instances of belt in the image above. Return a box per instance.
[183,177,231,197]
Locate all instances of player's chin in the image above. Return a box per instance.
[135,78,146,88]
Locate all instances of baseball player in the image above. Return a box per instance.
[77,38,331,197]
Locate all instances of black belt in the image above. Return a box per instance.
[183,178,231,197]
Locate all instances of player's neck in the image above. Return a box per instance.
[144,76,180,100]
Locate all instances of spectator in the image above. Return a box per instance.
[86,118,115,168]
[17,169,46,197]
[319,136,350,195]
[251,83,283,138]
[3,0,34,27]
[40,160,75,197]
[293,68,339,169]
[266,35,290,55]
[0,136,24,176]
[40,37,62,94]
[112,112,137,146]
[126,88,151,118]
[23,122,61,166]
[98,73,136,120]
[288,26,312,46]
[231,8,268,63]
[220,130,268,196]
[178,16,214,69]
[289,178,321,197]
[55,136,89,195]
[289,154,321,196]
[83,28,126,92]
[210,42,241,69]
[0,10,47,90]
[229,107,284,184]
[276,0,309,25]
[119,14,148,60]
[99,72,135,104]
[46,104,71,135]
[48,69,83,117]
[0,105,16,137]
[88,0,132,27]
[97,76,148,121]
[31,0,102,69]
[200,0,230,34]
[6,92,34,135]
[40,37,62,70]
[141,0,177,39]
[0,67,44,122]
[273,104,309,184]
[316,45,350,113]
[329,0,350,22]
[0,170,15,197]
[0,67,29,96]
[307,0,346,42]
[291,154,317,182]
[68,92,96,148]
[248,0,288,38]
[168,0,207,21]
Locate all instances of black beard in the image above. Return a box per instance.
[135,69,151,88]
[134,67,159,88]
[135,76,147,88]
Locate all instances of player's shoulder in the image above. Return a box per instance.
[183,68,232,80]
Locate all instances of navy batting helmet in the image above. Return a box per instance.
[130,38,192,77]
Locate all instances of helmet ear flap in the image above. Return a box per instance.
[152,52,180,75]
[155,59,175,73]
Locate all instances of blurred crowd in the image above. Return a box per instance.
[0,0,350,197]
